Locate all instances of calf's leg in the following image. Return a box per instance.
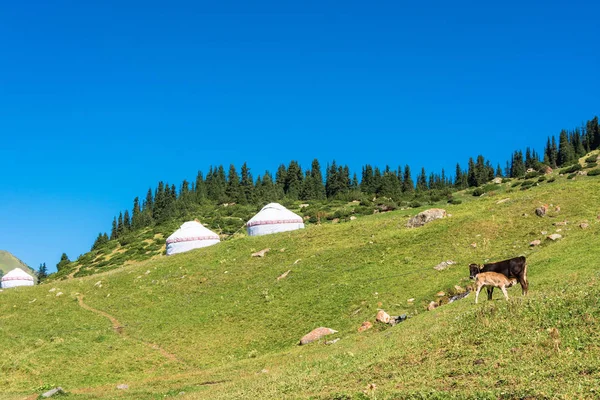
[500,285,509,301]
[475,284,482,304]
[486,286,494,300]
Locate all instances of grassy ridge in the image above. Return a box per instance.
[1,174,599,399]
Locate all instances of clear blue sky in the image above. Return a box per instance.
[1,0,598,272]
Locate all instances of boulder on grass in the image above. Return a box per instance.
[406,209,447,228]
[251,248,271,257]
[358,321,373,332]
[299,327,337,345]
[376,310,391,323]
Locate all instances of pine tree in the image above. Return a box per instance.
[56,253,70,272]
[467,158,477,187]
[195,171,207,203]
[92,232,109,250]
[226,164,243,203]
[131,197,142,230]
[454,163,466,189]
[550,136,558,168]
[587,116,600,150]
[117,212,124,237]
[495,164,503,177]
[110,217,117,240]
[285,161,303,200]
[240,162,254,204]
[416,167,427,192]
[37,263,48,283]
[510,151,526,177]
[360,165,374,194]
[123,210,131,232]
[310,159,326,199]
[351,173,359,190]
[372,167,382,195]
[402,165,414,193]
[557,130,575,167]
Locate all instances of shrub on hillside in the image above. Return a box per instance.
[448,198,462,205]
[567,173,577,179]
[501,178,511,183]
[537,176,547,182]
[585,154,598,163]
[521,180,535,187]
[511,181,522,187]
[472,188,484,196]
[547,177,556,183]
[409,201,422,208]
[587,168,600,176]
[560,164,582,174]
[585,162,597,169]
[524,171,540,179]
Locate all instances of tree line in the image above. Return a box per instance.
[90,116,600,248]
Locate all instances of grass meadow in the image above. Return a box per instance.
[1,173,599,399]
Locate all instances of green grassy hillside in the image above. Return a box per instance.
[0,250,36,280]
[1,172,599,399]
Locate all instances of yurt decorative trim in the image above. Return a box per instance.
[166,235,219,244]
[246,218,303,227]
[165,220,221,256]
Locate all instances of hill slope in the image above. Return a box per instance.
[1,173,599,399]
[0,250,36,279]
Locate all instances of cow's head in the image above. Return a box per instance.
[469,264,481,279]
[507,278,518,287]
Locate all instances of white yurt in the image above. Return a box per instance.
[166,220,220,256]
[246,203,305,236]
[1,268,35,289]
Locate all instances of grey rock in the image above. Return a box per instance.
[42,387,64,398]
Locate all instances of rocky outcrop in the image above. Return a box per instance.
[406,209,447,228]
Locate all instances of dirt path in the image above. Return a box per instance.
[76,294,179,361]
[66,264,82,279]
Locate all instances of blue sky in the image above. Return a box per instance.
[1,0,598,272]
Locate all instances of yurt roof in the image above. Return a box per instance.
[1,267,35,282]
[247,203,303,227]
[166,221,220,244]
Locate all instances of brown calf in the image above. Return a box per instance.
[474,271,517,304]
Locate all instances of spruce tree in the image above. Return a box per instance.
[550,137,558,168]
[56,253,71,272]
[110,217,117,240]
[557,130,575,166]
[310,159,326,199]
[495,164,503,177]
[360,165,374,194]
[37,263,48,283]
[416,167,427,192]
[226,164,243,203]
[131,197,142,230]
[240,162,254,204]
[285,161,303,200]
[123,210,131,232]
[117,212,124,237]
[467,158,477,187]
[195,171,207,202]
[402,165,414,193]
[587,116,600,150]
